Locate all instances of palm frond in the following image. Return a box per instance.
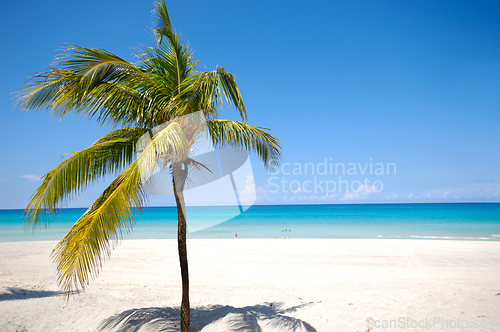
[54,44,156,89]
[135,41,195,103]
[151,0,193,97]
[15,45,165,127]
[52,121,192,293]
[52,161,147,294]
[152,0,173,46]
[137,121,189,180]
[208,120,281,169]
[179,67,247,121]
[16,69,81,114]
[24,128,148,230]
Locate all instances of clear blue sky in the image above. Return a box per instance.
[1,0,499,209]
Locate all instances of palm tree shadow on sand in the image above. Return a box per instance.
[96,302,318,332]
[0,286,77,302]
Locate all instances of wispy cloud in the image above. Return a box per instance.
[20,175,42,182]
[386,193,398,200]
[339,184,379,201]
[0,178,6,181]
[462,183,500,187]
[422,185,500,200]
[425,188,458,199]
[239,175,257,200]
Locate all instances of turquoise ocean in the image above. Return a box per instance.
[1,203,499,242]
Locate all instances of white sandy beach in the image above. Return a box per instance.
[1,239,499,331]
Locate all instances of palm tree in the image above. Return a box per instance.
[16,1,281,331]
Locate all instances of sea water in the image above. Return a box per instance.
[0,203,499,242]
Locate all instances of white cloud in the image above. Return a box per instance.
[239,175,281,204]
[20,175,42,182]
[386,193,398,200]
[408,193,413,199]
[239,175,256,198]
[339,184,379,201]
[322,192,340,201]
[425,187,466,199]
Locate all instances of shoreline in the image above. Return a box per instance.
[3,203,500,243]
[2,236,500,243]
[4,234,500,246]
[1,239,500,331]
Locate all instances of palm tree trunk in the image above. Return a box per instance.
[172,162,190,332]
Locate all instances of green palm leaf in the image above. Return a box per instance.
[16,45,163,127]
[52,121,193,293]
[208,120,281,169]
[52,162,146,294]
[179,67,247,121]
[152,0,174,46]
[24,128,148,230]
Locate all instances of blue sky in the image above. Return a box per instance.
[1,0,499,209]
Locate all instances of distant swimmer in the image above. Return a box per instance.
[235,233,238,237]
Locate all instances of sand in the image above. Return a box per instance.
[1,239,499,331]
